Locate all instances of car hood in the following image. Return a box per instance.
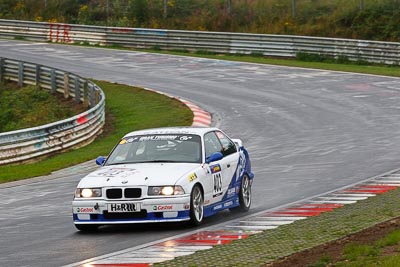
[78,163,199,188]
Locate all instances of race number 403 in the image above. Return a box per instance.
[213,173,223,197]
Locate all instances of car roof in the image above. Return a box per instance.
[123,127,220,138]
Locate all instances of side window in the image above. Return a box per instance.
[215,131,237,156]
[204,132,223,159]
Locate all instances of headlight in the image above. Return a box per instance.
[148,186,185,196]
[75,188,102,198]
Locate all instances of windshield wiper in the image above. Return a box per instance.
[106,160,179,165]
[106,162,129,166]
[143,160,178,163]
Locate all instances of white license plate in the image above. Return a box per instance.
[107,203,141,213]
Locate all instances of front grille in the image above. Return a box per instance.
[106,188,142,199]
[125,188,141,198]
[106,188,122,199]
[103,210,147,220]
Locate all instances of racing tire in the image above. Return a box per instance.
[231,174,251,212]
[189,185,204,226]
[74,224,99,232]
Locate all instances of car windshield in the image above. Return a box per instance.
[106,134,202,165]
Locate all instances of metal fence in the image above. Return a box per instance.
[0,58,105,165]
[0,19,399,65]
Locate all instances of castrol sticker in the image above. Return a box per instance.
[152,205,174,211]
[76,207,95,213]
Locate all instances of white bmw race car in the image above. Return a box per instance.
[72,127,254,231]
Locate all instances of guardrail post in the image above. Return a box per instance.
[74,77,80,103]
[95,89,100,105]
[64,73,69,98]
[18,62,24,87]
[35,65,41,88]
[51,69,56,93]
[83,81,89,107]
[0,58,4,84]
[89,84,95,107]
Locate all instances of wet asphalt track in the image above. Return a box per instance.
[1,40,400,266]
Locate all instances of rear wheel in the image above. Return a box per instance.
[231,174,251,212]
[189,185,204,226]
[74,224,99,232]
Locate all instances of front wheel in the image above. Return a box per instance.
[231,174,251,212]
[189,185,204,226]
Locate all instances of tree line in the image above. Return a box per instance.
[0,0,399,41]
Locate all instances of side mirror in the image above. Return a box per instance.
[95,156,106,166]
[206,152,223,164]
[231,138,243,148]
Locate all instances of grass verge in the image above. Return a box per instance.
[0,81,193,183]
[338,237,400,266]
[305,226,400,267]
[0,83,86,132]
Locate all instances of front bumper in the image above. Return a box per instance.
[72,195,191,224]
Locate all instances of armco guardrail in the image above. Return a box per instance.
[0,58,105,165]
[0,19,399,65]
